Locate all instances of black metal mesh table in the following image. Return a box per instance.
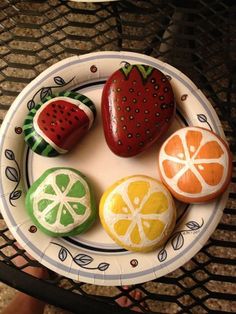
[0,1,235,313]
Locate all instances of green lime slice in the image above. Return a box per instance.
[26,168,96,237]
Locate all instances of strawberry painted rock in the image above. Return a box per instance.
[102,64,175,157]
[23,91,96,157]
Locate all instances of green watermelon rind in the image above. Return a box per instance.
[23,91,96,157]
[25,167,97,237]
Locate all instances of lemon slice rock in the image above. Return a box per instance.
[99,175,176,252]
[26,168,96,237]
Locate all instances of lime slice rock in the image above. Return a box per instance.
[26,168,97,237]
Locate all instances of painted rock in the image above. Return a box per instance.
[99,175,176,252]
[25,168,97,237]
[158,127,232,203]
[102,64,175,157]
[23,91,96,157]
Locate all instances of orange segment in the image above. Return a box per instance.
[195,141,224,159]
[164,134,186,159]
[177,169,202,194]
[186,130,202,157]
[162,160,184,178]
[195,163,224,186]
[142,219,165,240]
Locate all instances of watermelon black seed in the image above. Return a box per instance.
[136,123,141,127]
[61,127,65,131]
[161,104,167,109]
[71,108,76,112]
[129,88,134,93]
[59,119,63,123]
[139,142,144,147]
[127,133,133,138]
[52,104,55,108]
[164,87,169,92]
[118,140,122,145]
[44,127,48,131]
[50,128,55,132]
[122,96,127,102]
[165,118,169,122]
[159,96,164,100]
[144,118,149,122]
[60,110,63,114]
[53,115,56,118]
[46,113,50,116]
[127,146,132,151]
[67,112,71,116]
[154,103,158,107]
[137,92,142,96]
[156,112,160,117]
[133,80,136,85]
[57,135,61,140]
[129,115,134,120]
[125,106,130,112]
[122,125,127,130]
[120,117,125,121]
[153,93,157,97]
[133,99,137,103]
[68,121,72,125]
[117,106,121,111]
[116,88,121,92]
[154,85,159,90]
[135,109,140,113]
[161,78,166,82]
[74,116,79,120]
[144,110,149,114]
[151,78,156,84]
[146,129,151,134]
[53,109,57,114]
[136,133,141,138]
[143,98,147,103]
[145,88,149,92]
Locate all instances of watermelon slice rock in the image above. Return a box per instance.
[23,91,96,157]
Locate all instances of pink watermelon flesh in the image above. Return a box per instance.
[37,99,90,151]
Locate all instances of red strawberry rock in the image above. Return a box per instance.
[23,91,96,157]
[101,64,176,157]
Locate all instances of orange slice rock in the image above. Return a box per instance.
[158,127,232,203]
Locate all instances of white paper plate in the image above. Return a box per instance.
[0,51,228,286]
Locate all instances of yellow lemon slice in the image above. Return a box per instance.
[99,175,176,252]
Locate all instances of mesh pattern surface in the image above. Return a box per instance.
[0,0,236,313]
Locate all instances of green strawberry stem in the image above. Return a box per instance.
[121,64,154,82]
